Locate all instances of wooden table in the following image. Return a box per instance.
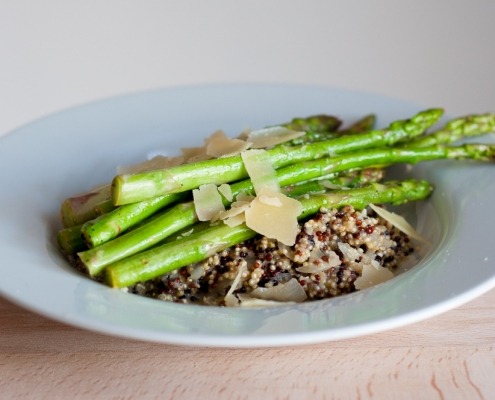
[1,288,494,399]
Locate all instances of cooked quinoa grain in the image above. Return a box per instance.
[128,205,414,306]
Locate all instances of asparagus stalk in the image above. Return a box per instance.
[340,114,376,134]
[104,179,433,288]
[409,113,495,147]
[79,142,494,275]
[276,143,495,184]
[283,114,342,132]
[283,114,342,145]
[80,201,200,276]
[287,114,376,145]
[60,184,111,227]
[93,199,116,216]
[111,109,443,205]
[283,168,385,197]
[57,224,87,255]
[81,192,188,248]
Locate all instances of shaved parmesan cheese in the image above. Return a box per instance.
[217,183,233,201]
[230,199,253,208]
[245,189,302,246]
[235,192,255,203]
[117,155,184,174]
[241,149,280,194]
[192,184,225,221]
[218,192,253,227]
[181,145,211,163]
[237,128,252,140]
[190,265,205,281]
[337,242,361,262]
[369,204,426,242]
[224,263,247,307]
[258,193,283,207]
[354,263,395,290]
[181,131,222,162]
[206,130,252,158]
[277,242,297,261]
[247,126,305,149]
[250,278,307,302]
[218,202,249,227]
[223,212,246,227]
[205,130,225,144]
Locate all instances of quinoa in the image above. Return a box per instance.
[128,205,414,306]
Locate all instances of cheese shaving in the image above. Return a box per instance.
[218,201,250,227]
[237,128,252,140]
[258,194,283,207]
[235,192,255,203]
[181,130,237,162]
[224,263,247,307]
[337,242,361,262]
[181,145,211,163]
[369,204,427,242]
[247,126,305,149]
[245,189,302,246]
[354,262,395,290]
[223,212,246,227]
[192,184,225,221]
[250,278,307,302]
[217,183,233,201]
[241,149,280,194]
[206,130,252,158]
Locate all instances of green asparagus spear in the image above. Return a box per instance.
[282,114,342,133]
[60,184,111,227]
[283,168,385,197]
[81,192,188,248]
[104,179,433,288]
[93,199,116,216]
[111,109,443,205]
[56,224,87,255]
[276,143,495,184]
[80,201,200,276]
[286,114,376,145]
[408,113,495,147]
[283,114,342,145]
[340,114,376,134]
[79,142,494,275]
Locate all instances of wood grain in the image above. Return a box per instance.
[1,289,494,400]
